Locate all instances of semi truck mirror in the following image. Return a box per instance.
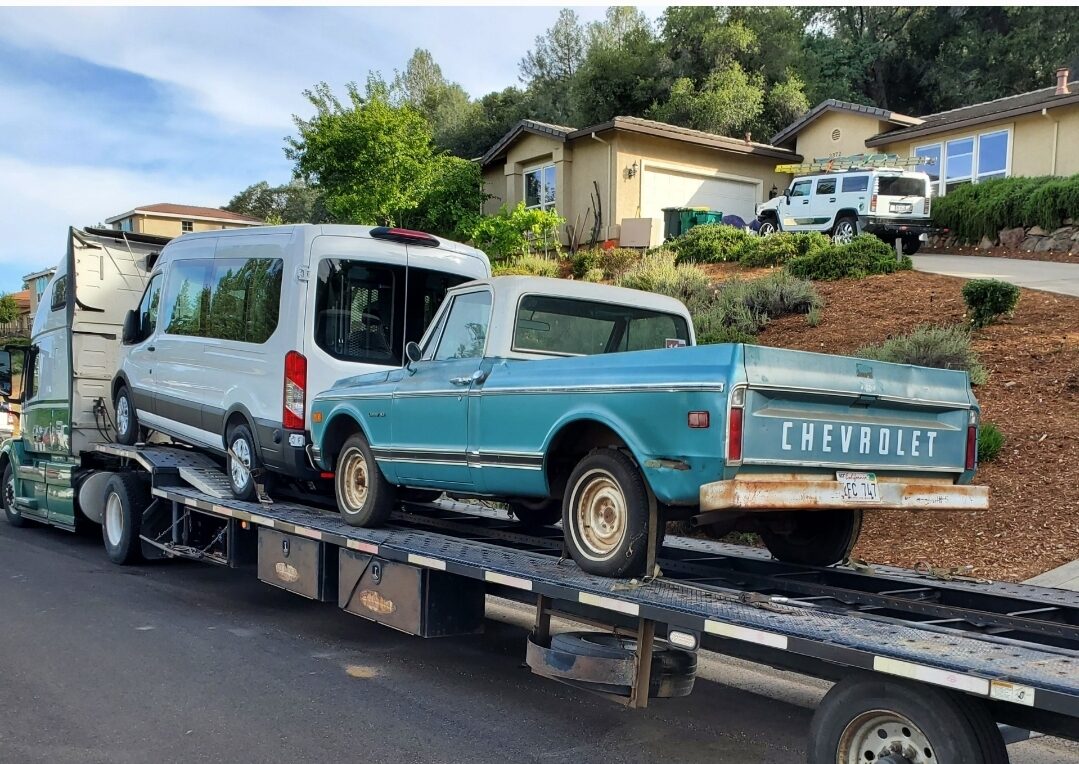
[122,309,140,345]
[0,350,11,396]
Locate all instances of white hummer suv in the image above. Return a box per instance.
[755,167,934,255]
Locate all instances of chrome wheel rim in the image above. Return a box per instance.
[116,396,130,436]
[833,222,855,245]
[759,221,776,236]
[339,446,369,514]
[573,469,627,560]
[230,437,251,489]
[839,710,933,764]
[105,492,124,547]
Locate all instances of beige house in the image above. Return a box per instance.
[105,203,262,238]
[772,67,1079,196]
[21,267,56,315]
[480,117,799,247]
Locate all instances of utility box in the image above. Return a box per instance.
[257,528,338,602]
[338,549,485,637]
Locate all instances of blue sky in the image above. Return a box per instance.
[0,6,642,293]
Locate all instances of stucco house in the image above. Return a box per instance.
[480,116,799,247]
[105,203,262,238]
[772,67,1079,197]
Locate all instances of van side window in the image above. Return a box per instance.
[316,260,399,365]
[842,176,869,193]
[206,258,283,344]
[815,178,837,195]
[139,273,163,336]
[50,275,68,311]
[163,259,212,337]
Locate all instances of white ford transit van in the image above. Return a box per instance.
[114,224,490,500]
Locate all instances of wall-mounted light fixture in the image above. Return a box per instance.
[625,161,639,179]
[769,184,779,199]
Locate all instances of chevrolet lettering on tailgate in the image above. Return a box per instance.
[780,421,940,459]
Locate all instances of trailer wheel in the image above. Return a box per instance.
[2,463,27,527]
[563,449,653,577]
[101,472,149,565]
[759,509,862,567]
[549,632,696,698]
[509,498,562,528]
[808,675,1007,764]
[114,386,140,446]
[335,433,395,527]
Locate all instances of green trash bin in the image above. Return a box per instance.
[678,207,709,235]
[661,208,683,240]
[695,209,724,226]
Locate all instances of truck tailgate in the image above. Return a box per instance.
[739,345,974,473]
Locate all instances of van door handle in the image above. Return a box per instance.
[147,346,155,352]
[829,198,836,202]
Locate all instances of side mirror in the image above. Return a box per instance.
[0,350,10,397]
[122,309,140,345]
[404,341,422,367]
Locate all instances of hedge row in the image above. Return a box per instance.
[931,174,1079,243]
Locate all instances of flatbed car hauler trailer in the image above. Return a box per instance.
[76,441,1078,764]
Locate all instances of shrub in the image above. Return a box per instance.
[785,234,912,280]
[738,231,831,268]
[696,325,757,345]
[669,224,754,264]
[806,305,822,327]
[617,252,710,302]
[931,174,1079,243]
[855,325,988,385]
[582,267,605,283]
[687,273,821,342]
[727,271,822,318]
[493,254,560,278]
[466,202,565,261]
[977,422,1005,462]
[597,247,641,278]
[961,278,1020,328]
[571,248,600,278]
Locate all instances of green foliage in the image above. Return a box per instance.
[0,293,19,326]
[932,175,1079,243]
[977,422,1005,463]
[806,305,822,327]
[728,271,822,318]
[649,64,763,136]
[571,248,600,278]
[856,325,988,385]
[739,231,830,267]
[492,255,561,278]
[669,224,754,264]
[582,267,605,283]
[616,252,710,302]
[224,180,332,224]
[403,154,487,239]
[467,203,565,261]
[598,248,642,279]
[785,235,911,280]
[961,279,1020,329]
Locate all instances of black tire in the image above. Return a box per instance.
[509,498,562,528]
[831,216,858,245]
[2,462,27,527]
[101,472,149,565]
[334,433,395,527]
[757,218,779,236]
[548,632,696,698]
[901,235,922,255]
[758,509,862,567]
[226,422,262,502]
[114,385,139,446]
[808,676,1007,764]
[562,449,654,578]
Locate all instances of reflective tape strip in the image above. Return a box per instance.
[408,554,446,571]
[485,571,533,590]
[215,506,235,518]
[578,592,640,616]
[873,656,989,695]
[250,516,275,529]
[704,620,788,650]
[292,526,322,541]
[347,539,379,554]
[990,680,1036,706]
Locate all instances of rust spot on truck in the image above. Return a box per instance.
[359,590,396,615]
[274,562,300,583]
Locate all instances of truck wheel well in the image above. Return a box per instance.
[321,415,363,468]
[545,420,630,499]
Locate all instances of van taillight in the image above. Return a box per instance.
[283,351,307,430]
[965,425,978,471]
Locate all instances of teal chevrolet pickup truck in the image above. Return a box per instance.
[309,276,988,578]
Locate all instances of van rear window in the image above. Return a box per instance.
[314,259,470,366]
[877,177,926,197]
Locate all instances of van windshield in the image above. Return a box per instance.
[314,259,471,365]
[877,176,927,197]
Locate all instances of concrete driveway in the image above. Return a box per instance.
[912,254,1079,297]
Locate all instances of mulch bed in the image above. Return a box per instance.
[750,271,1079,581]
[925,245,1078,264]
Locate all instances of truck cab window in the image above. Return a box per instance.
[50,275,68,311]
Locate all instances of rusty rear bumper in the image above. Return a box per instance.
[699,478,989,512]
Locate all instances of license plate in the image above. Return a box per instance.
[890,202,913,213]
[837,471,880,503]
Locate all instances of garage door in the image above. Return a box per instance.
[640,167,760,245]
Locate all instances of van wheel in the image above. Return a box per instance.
[226,423,264,502]
[831,216,858,245]
[759,509,863,567]
[114,386,139,445]
[335,433,395,527]
[509,498,562,528]
[563,449,653,578]
[757,218,778,236]
[2,463,27,527]
[102,472,149,565]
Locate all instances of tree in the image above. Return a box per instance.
[224,180,331,224]
[286,77,435,226]
[519,9,587,125]
[392,48,479,154]
[400,155,487,240]
[0,294,19,326]
[650,64,764,137]
[441,86,535,160]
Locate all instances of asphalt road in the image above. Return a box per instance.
[1,521,1074,764]
[913,254,1079,297]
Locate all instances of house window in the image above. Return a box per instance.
[916,129,1010,196]
[524,164,556,210]
[181,220,194,233]
[118,218,133,233]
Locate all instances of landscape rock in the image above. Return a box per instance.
[1034,237,1058,253]
[978,235,995,250]
[998,227,1025,249]
[1021,236,1043,251]
[1027,225,1048,236]
[1051,226,1073,237]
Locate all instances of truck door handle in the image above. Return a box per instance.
[450,369,488,386]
